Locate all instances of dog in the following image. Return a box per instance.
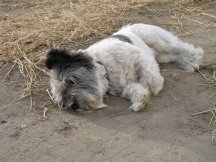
[45,23,203,111]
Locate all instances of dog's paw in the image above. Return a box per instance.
[129,94,150,112]
[150,75,164,95]
[177,47,203,72]
[129,103,144,112]
[178,62,199,72]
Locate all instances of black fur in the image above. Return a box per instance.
[111,34,133,44]
[45,48,94,70]
[96,61,110,82]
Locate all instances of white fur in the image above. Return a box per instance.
[117,24,203,71]
[84,23,203,111]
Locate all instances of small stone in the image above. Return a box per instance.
[1,120,7,124]
[20,124,27,129]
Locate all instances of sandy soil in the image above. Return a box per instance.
[0,2,216,162]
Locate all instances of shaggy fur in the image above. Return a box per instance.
[45,23,203,111]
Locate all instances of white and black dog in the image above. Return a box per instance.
[45,24,203,111]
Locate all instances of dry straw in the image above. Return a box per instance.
[190,68,216,140]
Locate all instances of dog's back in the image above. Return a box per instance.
[114,23,203,72]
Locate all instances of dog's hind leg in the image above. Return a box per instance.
[122,83,150,111]
[154,39,203,72]
[128,24,204,72]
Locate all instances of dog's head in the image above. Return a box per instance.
[45,48,108,111]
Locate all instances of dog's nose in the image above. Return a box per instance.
[70,99,80,110]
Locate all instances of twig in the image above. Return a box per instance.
[0,63,8,71]
[190,109,215,116]
[16,44,51,76]
[161,69,191,73]
[43,107,48,119]
[211,110,216,120]
[213,71,216,82]
[15,57,26,77]
[212,129,216,141]
[168,92,178,100]
[111,111,131,117]
[3,61,17,79]
[192,83,208,86]
[46,89,54,101]
[207,91,216,100]
[29,94,33,110]
[208,116,214,127]
[0,94,29,111]
[197,69,207,79]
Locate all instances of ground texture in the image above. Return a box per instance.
[0,1,216,162]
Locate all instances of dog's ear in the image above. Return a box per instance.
[45,48,65,69]
[45,48,93,70]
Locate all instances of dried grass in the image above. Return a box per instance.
[0,0,146,62]
[166,0,216,37]
[191,67,216,140]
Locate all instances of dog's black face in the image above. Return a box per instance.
[45,48,105,110]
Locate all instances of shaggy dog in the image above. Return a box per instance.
[45,24,203,111]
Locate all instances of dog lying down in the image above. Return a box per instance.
[45,23,203,112]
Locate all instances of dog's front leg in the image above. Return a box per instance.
[122,83,150,111]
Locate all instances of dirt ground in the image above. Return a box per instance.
[0,1,216,162]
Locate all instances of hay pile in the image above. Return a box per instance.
[0,0,150,62]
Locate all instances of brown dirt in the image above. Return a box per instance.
[0,1,216,162]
